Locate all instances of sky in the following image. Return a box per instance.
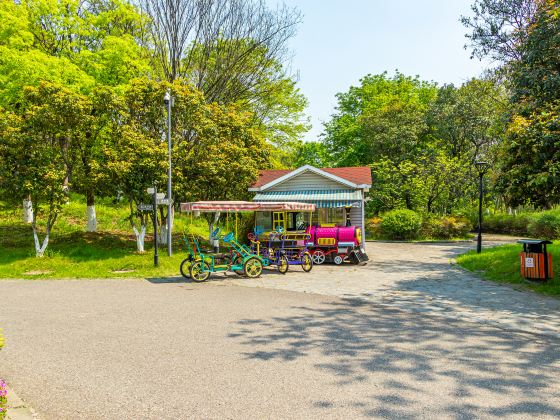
[270,0,491,142]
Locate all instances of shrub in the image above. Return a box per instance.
[528,213,560,240]
[422,215,471,239]
[0,330,5,420]
[365,217,382,239]
[0,378,6,420]
[380,209,422,239]
[483,213,531,235]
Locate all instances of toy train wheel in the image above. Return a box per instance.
[302,252,313,272]
[180,257,192,279]
[277,255,289,274]
[333,255,344,265]
[244,257,263,278]
[312,250,326,265]
[190,261,211,282]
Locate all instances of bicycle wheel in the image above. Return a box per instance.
[244,257,263,278]
[179,257,192,279]
[301,252,313,272]
[189,261,211,282]
[277,255,289,274]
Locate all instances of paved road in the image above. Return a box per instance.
[1,240,560,419]
[222,240,560,338]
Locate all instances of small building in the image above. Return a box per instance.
[249,165,372,245]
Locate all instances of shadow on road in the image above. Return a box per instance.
[227,298,560,418]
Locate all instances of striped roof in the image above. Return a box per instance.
[253,190,362,208]
[252,166,372,188]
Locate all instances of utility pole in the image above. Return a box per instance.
[164,90,173,256]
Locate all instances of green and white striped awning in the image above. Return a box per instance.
[253,189,362,208]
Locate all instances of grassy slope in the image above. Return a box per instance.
[456,242,560,296]
[0,195,210,279]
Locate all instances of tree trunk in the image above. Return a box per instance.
[23,197,33,223]
[32,225,50,257]
[133,225,146,252]
[158,207,174,246]
[207,212,221,251]
[86,191,97,232]
[159,225,168,246]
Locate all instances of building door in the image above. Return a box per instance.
[272,212,286,231]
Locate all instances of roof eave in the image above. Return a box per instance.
[257,165,359,191]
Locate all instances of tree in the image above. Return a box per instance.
[292,141,330,168]
[323,72,437,167]
[141,0,308,166]
[461,0,539,63]
[427,79,507,162]
[102,77,272,249]
[141,0,301,87]
[0,82,87,256]
[496,1,560,208]
[0,0,151,230]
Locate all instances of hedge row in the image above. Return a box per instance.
[367,208,560,241]
[366,210,471,240]
[483,210,560,240]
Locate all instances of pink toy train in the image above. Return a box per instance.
[305,225,369,265]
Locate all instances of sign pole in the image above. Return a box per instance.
[153,185,159,267]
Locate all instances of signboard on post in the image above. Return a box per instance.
[138,204,154,212]
[157,198,173,205]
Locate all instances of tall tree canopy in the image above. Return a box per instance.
[320,72,506,215]
[495,0,560,208]
[323,72,437,167]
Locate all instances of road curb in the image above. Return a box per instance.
[5,384,38,420]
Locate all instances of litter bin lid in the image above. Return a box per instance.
[517,239,553,245]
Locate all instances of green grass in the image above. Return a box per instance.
[456,242,560,296]
[0,194,212,279]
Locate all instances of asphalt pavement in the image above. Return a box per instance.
[1,278,560,419]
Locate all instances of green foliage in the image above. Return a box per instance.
[323,71,437,167]
[457,242,560,297]
[322,71,506,216]
[291,141,330,168]
[380,209,422,240]
[528,212,560,240]
[465,1,560,209]
[483,213,531,235]
[421,215,471,240]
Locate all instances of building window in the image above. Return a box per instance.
[255,211,272,231]
[272,212,286,231]
[312,208,345,226]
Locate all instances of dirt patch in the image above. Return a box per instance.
[23,270,53,275]
[111,269,135,274]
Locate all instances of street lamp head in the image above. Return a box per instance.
[475,161,489,174]
[163,90,171,106]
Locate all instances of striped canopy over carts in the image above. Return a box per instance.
[180,201,316,213]
[180,201,316,240]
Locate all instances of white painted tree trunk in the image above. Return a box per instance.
[158,207,174,246]
[133,225,146,252]
[159,225,168,245]
[33,229,50,257]
[86,205,97,232]
[23,199,33,224]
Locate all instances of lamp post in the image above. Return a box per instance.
[163,90,173,256]
[475,161,489,254]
